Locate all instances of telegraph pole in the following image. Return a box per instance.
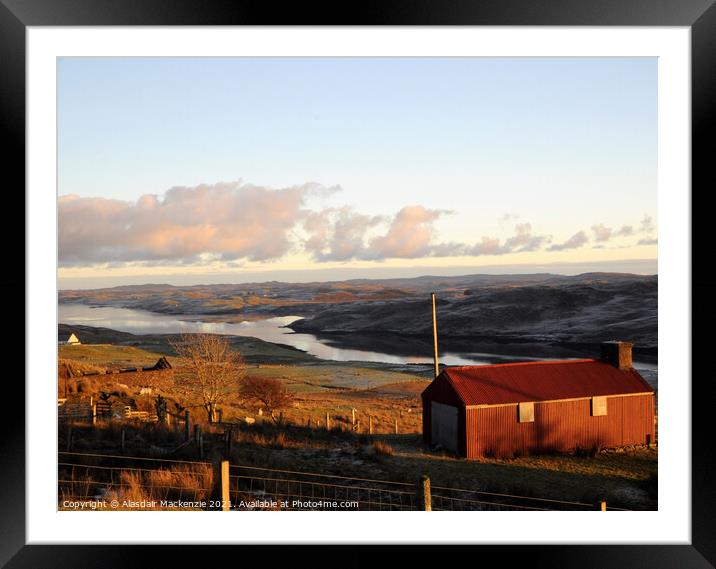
[431,292,439,378]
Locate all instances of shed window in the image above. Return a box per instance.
[591,396,607,416]
[518,402,534,423]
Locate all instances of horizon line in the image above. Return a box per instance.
[58,258,657,291]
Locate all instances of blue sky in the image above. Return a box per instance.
[58,57,657,287]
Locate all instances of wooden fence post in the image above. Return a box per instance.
[417,475,431,511]
[351,408,356,427]
[221,460,230,511]
[217,408,223,424]
[369,415,373,435]
[184,410,190,441]
[600,501,607,511]
[92,403,97,425]
[326,412,330,431]
[224,428,232,456]
[394,418,399,435]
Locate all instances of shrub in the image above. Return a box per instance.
[574,444,603,458]
[512,447,530,459]
[573,446,590,458]
[271,432,288,449]
[239,376,294,423]
[372,440,394,456]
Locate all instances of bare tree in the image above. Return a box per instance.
[239,376,294,423]
[170,333,246,423]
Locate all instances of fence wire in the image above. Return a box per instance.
[430,484,600,511]
[229,464,415,511]
[57,452,629,512]
[58,451,213,509]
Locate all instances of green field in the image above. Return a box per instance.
[59,344,170,368]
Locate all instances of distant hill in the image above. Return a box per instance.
[59,272,657,351]
[289,274,658,351]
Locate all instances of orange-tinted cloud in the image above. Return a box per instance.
[59,181,332,266]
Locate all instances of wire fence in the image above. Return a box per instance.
[430,485,628,511]
[229,464,416,511]
[58,451,214,509]
[57,451,629,512]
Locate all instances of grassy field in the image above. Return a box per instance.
[58,342,657,510]
[58,323,319,365]
[60,418,657,510]
[247,363,428,391]
[59,344,170,368]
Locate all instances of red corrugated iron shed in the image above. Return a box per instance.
[422,343,656,459]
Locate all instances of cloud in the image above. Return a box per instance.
[304,215,553,261]
[591,223,635,243]
[548,230,589,251]
[59,178,652,267]
[304,205,471,262]
[503,223,551,252]
[498,213,520,224]
[634,215,656,246]
[638,238,658,246]
[59,181,335,266]
[640,215,656,234]
[463,224,550,257]
[368,206,452,260]
[591,224,612,242]
[303,207,385,262]
[468,236,507,256]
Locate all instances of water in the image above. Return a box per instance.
[57,304,658,384]
[58,304,478,365]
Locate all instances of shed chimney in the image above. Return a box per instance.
[600,341,633,370]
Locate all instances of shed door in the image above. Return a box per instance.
[431,401,458,452]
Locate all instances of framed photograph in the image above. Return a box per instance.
[5,0,712,566]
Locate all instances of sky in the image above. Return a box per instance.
[57,57,657,288]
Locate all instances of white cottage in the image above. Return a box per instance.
[59,332,81,345]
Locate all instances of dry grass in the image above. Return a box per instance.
[62,421,188,453]
[59,417,658,510]
[59,345,427,434]
[372,440,394,456]
[220,379,425,436]
[58,358,106,379]
[59,463,213,510]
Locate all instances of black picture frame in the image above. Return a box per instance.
[3,1,712,567]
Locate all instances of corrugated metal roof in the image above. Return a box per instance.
[442,359,654,405]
